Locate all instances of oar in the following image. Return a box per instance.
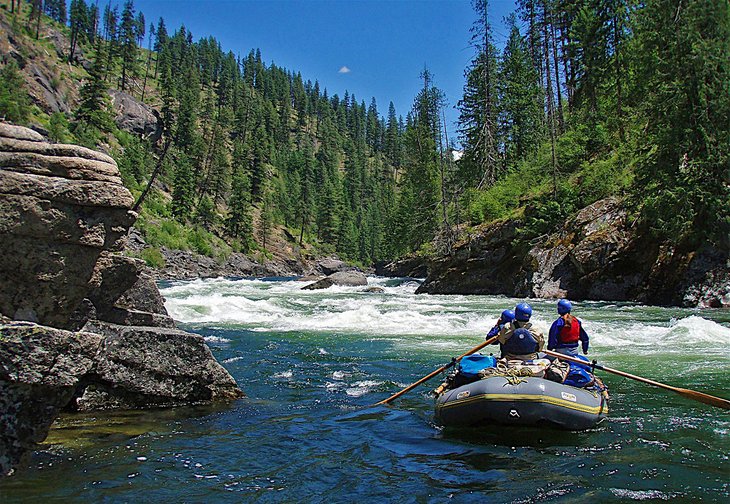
[543,349,730,411]
[374,335,499,406]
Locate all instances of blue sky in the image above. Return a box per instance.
[131,0,519,138]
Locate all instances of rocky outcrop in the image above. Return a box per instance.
[154,247,304,280]
[375,256,428,278]
[416,220,525,296]
[0,323,102,477]
[418,197,730,307]
[0,123,135,328]
[302,271,368,290]
[109,90,161,141]
[0,123,243,477]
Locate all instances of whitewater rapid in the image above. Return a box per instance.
[160,276,730,359]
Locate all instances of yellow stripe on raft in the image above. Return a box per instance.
[438,393,608,415]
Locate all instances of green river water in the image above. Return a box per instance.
[1,276,728,502]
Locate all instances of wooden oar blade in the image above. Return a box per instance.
[678,388,730,410]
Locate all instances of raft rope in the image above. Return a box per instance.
[478,361,535,385]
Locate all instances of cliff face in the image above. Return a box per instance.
[418,198,729,308]
[0,123,242,477]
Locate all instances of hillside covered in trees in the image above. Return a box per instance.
[1,0,728,279]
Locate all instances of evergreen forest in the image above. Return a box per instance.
[1,0,728,268]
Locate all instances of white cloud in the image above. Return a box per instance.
[338,66,351,74]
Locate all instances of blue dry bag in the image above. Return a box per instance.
[458,354,497,380]
[564,355,595,388]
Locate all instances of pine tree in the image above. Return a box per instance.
[68,0,88,62]
[171,151,196,221]
[498,15,544,166]
[119,0,138,92]
[458,0,500,189]
[226,168,253,248]
[75,39,113,131]
[0,60,31,123]
[259,184,276,252]
[633,0,730,246]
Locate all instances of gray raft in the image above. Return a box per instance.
[435,376,608,431]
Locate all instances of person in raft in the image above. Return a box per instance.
[548,299,589,356]
[486,309,515,340]
[497,302,545,361]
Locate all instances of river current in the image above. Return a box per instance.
[2,276,729,502]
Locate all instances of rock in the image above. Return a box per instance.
[109,90,161,141]
[416,221,524,295]
[151,248,306,281]
[0,123,135,328]
[363,286,385,293]
[74,321,243,411]
[0,124,244,477]
[0,321,243,476]
[375,256,428,278]
[27,63,68,113]
[302,277,335,290]
[0,323,102,477]
[302,271,368,290]
[418,196,730,307]
[125,227,147,253]
[317,258,350,275]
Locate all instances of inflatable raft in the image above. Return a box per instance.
[435,376,608,430]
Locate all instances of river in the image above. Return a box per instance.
[2,277,729,502]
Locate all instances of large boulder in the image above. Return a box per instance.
[0,323,102,477]
[109,90,161,141]
[0,122,135,328]
[74,322,243,410]
[302,271,368,290]
[0,321,242,475]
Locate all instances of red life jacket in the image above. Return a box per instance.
[559,317,581,344]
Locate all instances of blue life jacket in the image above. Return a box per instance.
[504,328,538,356]
[458,354,497,379]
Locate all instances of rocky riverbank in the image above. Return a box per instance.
[415,198,729,308]
[0,123,242,477]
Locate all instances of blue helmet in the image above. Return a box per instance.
[515,303,532,322]
[557,299,572,315]
[501,309,515,322]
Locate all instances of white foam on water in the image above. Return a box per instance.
[345,380,384,397]
[204,336,231,343]
[589,315,730,355]
[160,278,730,358]
[272,370,293,379]
[222,356,245,364]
